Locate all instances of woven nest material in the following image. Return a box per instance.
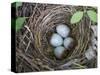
[16,4,93,72]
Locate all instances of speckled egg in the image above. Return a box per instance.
[56,24,70,38]
[64,37,74,49]
[50,33,63,47]
[54,46,65,59]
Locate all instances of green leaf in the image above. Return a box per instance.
[16,17,26,32]
[16,2,22,8]
[12,2,22,9]
[70,11,84,24]
[87,10,97,23]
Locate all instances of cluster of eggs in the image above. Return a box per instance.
[50,24,74,59]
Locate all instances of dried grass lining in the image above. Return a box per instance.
[16,4,91,72]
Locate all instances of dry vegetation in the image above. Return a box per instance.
[15,3,97,72]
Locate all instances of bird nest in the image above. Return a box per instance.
[16,3,95,72]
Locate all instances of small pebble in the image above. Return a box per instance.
[85,46,96,60]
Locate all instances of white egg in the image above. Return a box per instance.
[64,37,74,49]
[54,46,65,59]
[50,33,63,47]
[56,24,70,38]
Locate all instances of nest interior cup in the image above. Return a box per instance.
[14,2,97,72]
[29,5,90,68]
